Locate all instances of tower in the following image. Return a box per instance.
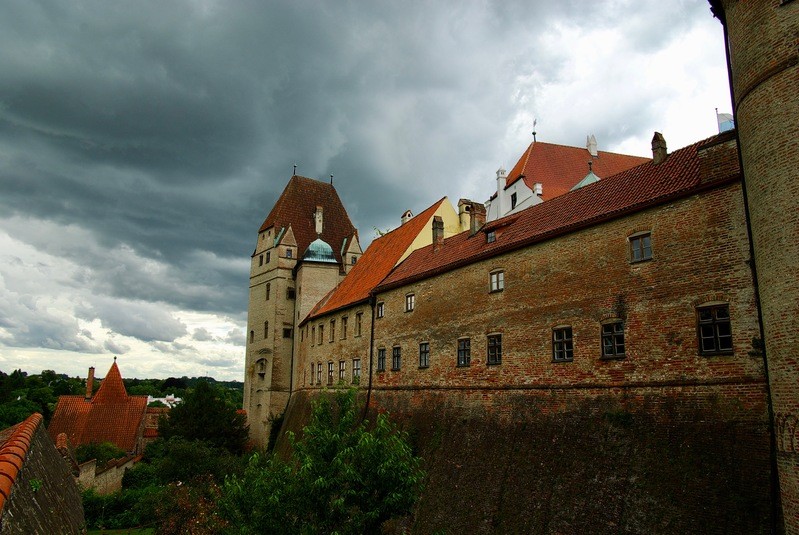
[710,1,799,531]
[244,176,358,448]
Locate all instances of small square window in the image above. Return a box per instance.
[283,327,292,338]
[405,294,415,312]
[601,321,625,358]
[697,304,733,355]
[352,256,358,265]
[392,346,402,370]
[487,334,502,365]
[487,231,496,243]
[630,232,652,262]
[457,338,471,367]
[490,271,504,292]
[286,248,293,259]
[377,302,385,318]
[419,342,430,368]
[377,348,386,372]
[552,327,573,362]
[287,287,296,300]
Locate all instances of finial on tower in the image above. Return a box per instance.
[532,118,537,142]
[330,174,333,185]
[293,163,297,176]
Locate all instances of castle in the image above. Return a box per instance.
[246,2,798,532]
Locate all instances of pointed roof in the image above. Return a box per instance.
[505,141,649,200]
[48,361,147,452]
[304,197,449,321]
[378,132,738,292]
[258,175,356,265]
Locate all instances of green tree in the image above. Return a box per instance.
[158,380,248,454]
[222,388,425,534]
[75,441,127,465]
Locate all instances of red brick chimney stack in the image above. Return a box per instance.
[432,216,444,250]
[85,366,95,400]
[651,132,668,164]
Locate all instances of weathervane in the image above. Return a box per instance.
[293,163,297,176]
[532,118,537,142]
[330,174,334,185]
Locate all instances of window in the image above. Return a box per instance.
[352,256,358,265]
[487,334,502,365]
[318,325,324,345]
[339,360,346,381]
[311,326,315,346]
[377,302,385,318]
[457,338,471,367]
[264,321,269,338]
[511,192,517,209]
[601,321,625,358]
[286,248,293,259]
[330,319,336,342]
[283,327,293,338]
[310,363,315,385]
[259,254,264,266]
[552,327,573,362]
[249,330,254,343]
[419,342,430,368]
[327,362,334,385]
[697,304,733,355]
[392,346,402,370]
[265,283,271,300]
[355,313,362,337]
[629,232,652,262]
[377,348,386,372]
[287,287,296,299]
[352,359,361,382]
[487,230,496,243]
[405,293,415,312]
[316,362,322,383]
[490,270,504,292]
[266,251,271,263]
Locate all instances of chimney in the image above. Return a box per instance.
[432,216,444,249]
[85,366,95,399]
[495,167,507,216]
[534,183,543,196]
[401,210,413,225]
[457,199,471,232]
[587,134,598,157]
[651,132,668,164]
[469,202,487,236]
[314,206,323,235]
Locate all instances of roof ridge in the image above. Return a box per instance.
[0,412,43,513]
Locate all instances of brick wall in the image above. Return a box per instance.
[715,1,799,531]
[373,179,763,397]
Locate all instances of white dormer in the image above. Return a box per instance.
[401,210,414,225]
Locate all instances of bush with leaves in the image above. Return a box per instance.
[75,441,127,465]
[158,380,248,454]
[222,388,425,534]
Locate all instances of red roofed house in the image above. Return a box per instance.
[484,135,649,221]
[0,413,84,533]
[48,359,150,455]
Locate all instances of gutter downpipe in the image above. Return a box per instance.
[362,293,376,423]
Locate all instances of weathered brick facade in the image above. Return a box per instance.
[710,1,799,531]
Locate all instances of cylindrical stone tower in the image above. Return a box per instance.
[710,1,799,532]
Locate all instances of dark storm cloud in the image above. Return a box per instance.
[0,0,726,376]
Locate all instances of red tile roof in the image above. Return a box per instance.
[378,132,738,292]
[505,141,650,200]
[304,198,449,322]
[257,175,356,265]
[0,412,42,514]
[48,362,147,453]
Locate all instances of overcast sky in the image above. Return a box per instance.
[0,0,730,381]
